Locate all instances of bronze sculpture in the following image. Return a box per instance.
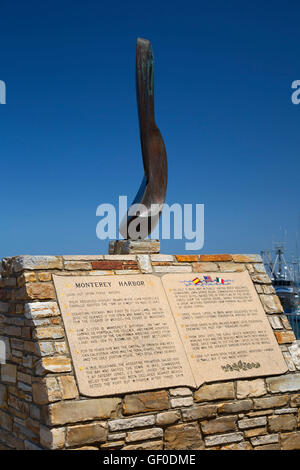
[119,38,168,240]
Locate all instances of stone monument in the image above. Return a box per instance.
[0,40,300,451]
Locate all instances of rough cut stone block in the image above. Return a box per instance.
[156,410,181,426]
[26,283,56,300]
[280,431,300,450]
[24,302,60,319]
[153,265,192,273]
[13,256,63,272]
[170,396,194,408]
[35,356,72,375]
[32,377,62,404]
[169,387,192,397]
[236,379,267,398]
[268,414,296,432]
[250,433,279,446]
[199,254,232,262]
[253,395,289,409]
[1,363,17,383]
[109,415,155,432]
[266,374,300,393]
[136,255,152,273]
[122,440,163,450]
[204,432,244,447]
[164,423,204,450]
[192,262,219,272]
[259,295,283,314]
[194,382,235,402]
[40,425,65,449]
[232,254,262,263]
[64,261,92,271]
[289,343,300,370]
[275,331,296,344]
[57,376,78,400]
[201,416,237,435]
[218,400,253,414]
[126,428,163,443]
[66,422,107,447]
[46,398,121,426]
[217,262,246,272]
[238,416,267,429]
[182,405,217,421]
[122,391,168,415]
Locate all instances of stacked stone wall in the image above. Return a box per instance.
[0,253,299,450]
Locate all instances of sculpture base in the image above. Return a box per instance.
[108,239,160,254]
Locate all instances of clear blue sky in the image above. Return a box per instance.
[0,0,299,259]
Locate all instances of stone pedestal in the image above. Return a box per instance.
[0,253,300,450]
[108,239,160,254]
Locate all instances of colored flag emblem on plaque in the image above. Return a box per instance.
[216,277,224,284]
[204,276,213,283]
[193,277,200,285]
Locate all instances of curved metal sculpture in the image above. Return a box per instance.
[119,38,168,240]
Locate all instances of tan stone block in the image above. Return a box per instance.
[164,422,204,450]
[1,364,17,383]
[40,425,65,449]
[192,262,219,272]
[182,404,217,421]
[122,440,163,450]
[37,272,52,282]
[253,395,289,409]
[275,331,296,344]
[156,410,181,426]
[218,399,253,414]
[194,382,235,402]
[221,441,252,450]
[100,441,124,449]
[259,294,283,313]
[26,283,56,300]
[290,394,300,407]
[13,256,63,272]
[126,428,163,442]
[251,274,271,284]
[254,443,281,450]
[244,427,267,438]
[33,326,64,340]
[280,431,300,450]
[268,414,296,432]
[32,377,62,404]
[17,272,36,287]
[123,390,169,415]
[201,416,237,435]
[64,261,92,271]
[232,254,262,263]
[218,262,245,272]
[236,379,266,398]
[46,398,121,425]
[35,356,72,375]
[66,422,107,447]
[57,375,78,400]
